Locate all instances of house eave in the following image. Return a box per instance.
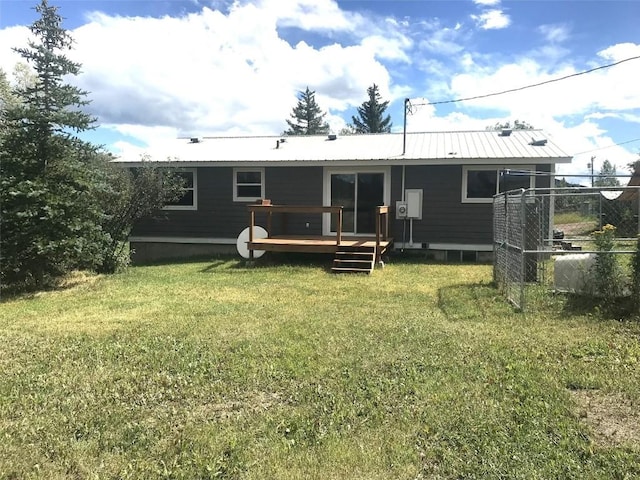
[114,156,573,169]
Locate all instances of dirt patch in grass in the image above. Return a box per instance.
[192,391,285,421]
[571,390,640,447]
[556,222,598,237]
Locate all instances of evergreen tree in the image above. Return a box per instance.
[285,87,330,135]
[0,1,106,288]
[0,1,183,290]
[594,159,620,187]
[0,0,188,290]
[351,84,392,134]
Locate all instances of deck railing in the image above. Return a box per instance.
[247,203,390,260]
[247,203,343,247]
[375,205,390,262]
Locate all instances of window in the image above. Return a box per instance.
[462,166,533,203]
[234,168,264,202]
[164,169,197,210]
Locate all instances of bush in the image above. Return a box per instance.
[589,224,625,302]
[632,235,640,314]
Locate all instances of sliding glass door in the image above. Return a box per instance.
[326,169,387,235]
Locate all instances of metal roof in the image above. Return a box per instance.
[114,129,572,166]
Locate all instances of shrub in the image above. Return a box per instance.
[589,224,625,302]
[632,235,640,314]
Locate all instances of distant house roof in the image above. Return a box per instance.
[113,129,572,166]
[618,165,640,202]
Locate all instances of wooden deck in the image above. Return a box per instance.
[247,235,393,254]
[246,203,393,270]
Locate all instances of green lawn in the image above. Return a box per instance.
[1,257,639,479]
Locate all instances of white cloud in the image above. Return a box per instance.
[0,26,29,75]
[471,9,511,30]
[2,0,638,177]
[419,24,465,55]
[473,0,501,5]
[442,46,640,119]
[598,42,640,62]
[30,2,408,140]
[538,24,571,44]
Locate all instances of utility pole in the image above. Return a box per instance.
[588,156,595,187]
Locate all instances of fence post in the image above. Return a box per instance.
[519,188,527,311]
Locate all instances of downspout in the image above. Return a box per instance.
[401,98,409,250]
[401,164,407,251]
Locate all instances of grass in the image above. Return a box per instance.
[1,256,639,479]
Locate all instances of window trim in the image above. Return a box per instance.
[163,168,198,211]
[233,167,265,202]
[322,166,391,236]
[461,165,534,203]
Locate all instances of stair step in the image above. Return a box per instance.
[332,245,377,274]
[333,258,373,263]
[331,267,373,273]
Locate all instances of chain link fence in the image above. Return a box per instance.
[493,186,640,311]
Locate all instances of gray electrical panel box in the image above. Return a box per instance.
[405,189,423,219]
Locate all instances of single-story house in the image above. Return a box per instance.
[113,129,572,264]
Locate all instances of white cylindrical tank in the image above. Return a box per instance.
[553,253,596,294]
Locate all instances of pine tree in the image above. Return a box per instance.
[351,84,392,134]
[0,1,107,289]
[285,87,330,135]
[1,1,186,290]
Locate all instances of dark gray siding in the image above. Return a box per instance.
[132,163,554,245]
[390,163,553,246]
[262,166,324,236]
[132,166,324,239]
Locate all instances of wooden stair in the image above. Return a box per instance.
[332,245,376,274]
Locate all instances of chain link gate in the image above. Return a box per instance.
[493,186,640,311]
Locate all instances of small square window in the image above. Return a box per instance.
[164,169,197,210]
[234,168,264,202]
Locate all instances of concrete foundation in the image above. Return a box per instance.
[130,242,236,265]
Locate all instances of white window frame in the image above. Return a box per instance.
[163,168,198,211]
[233,168,265,202]
[322,166,391,236]
[462,165,534,203]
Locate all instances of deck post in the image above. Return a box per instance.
[337,208,342,246]
[249,209,255,260]
[376,206,382,264]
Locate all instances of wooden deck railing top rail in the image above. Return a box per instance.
[246,203,391,262]
[247,205,343,214]
[248,203,344,248]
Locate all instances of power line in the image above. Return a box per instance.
[572,137,640,156]
[408,55,640,108]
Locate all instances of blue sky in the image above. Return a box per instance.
[1,0,639,180]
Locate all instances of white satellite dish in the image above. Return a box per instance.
[601,190,623,200]
[236,226,267,259]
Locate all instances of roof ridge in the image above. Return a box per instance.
[177,129,546,140]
